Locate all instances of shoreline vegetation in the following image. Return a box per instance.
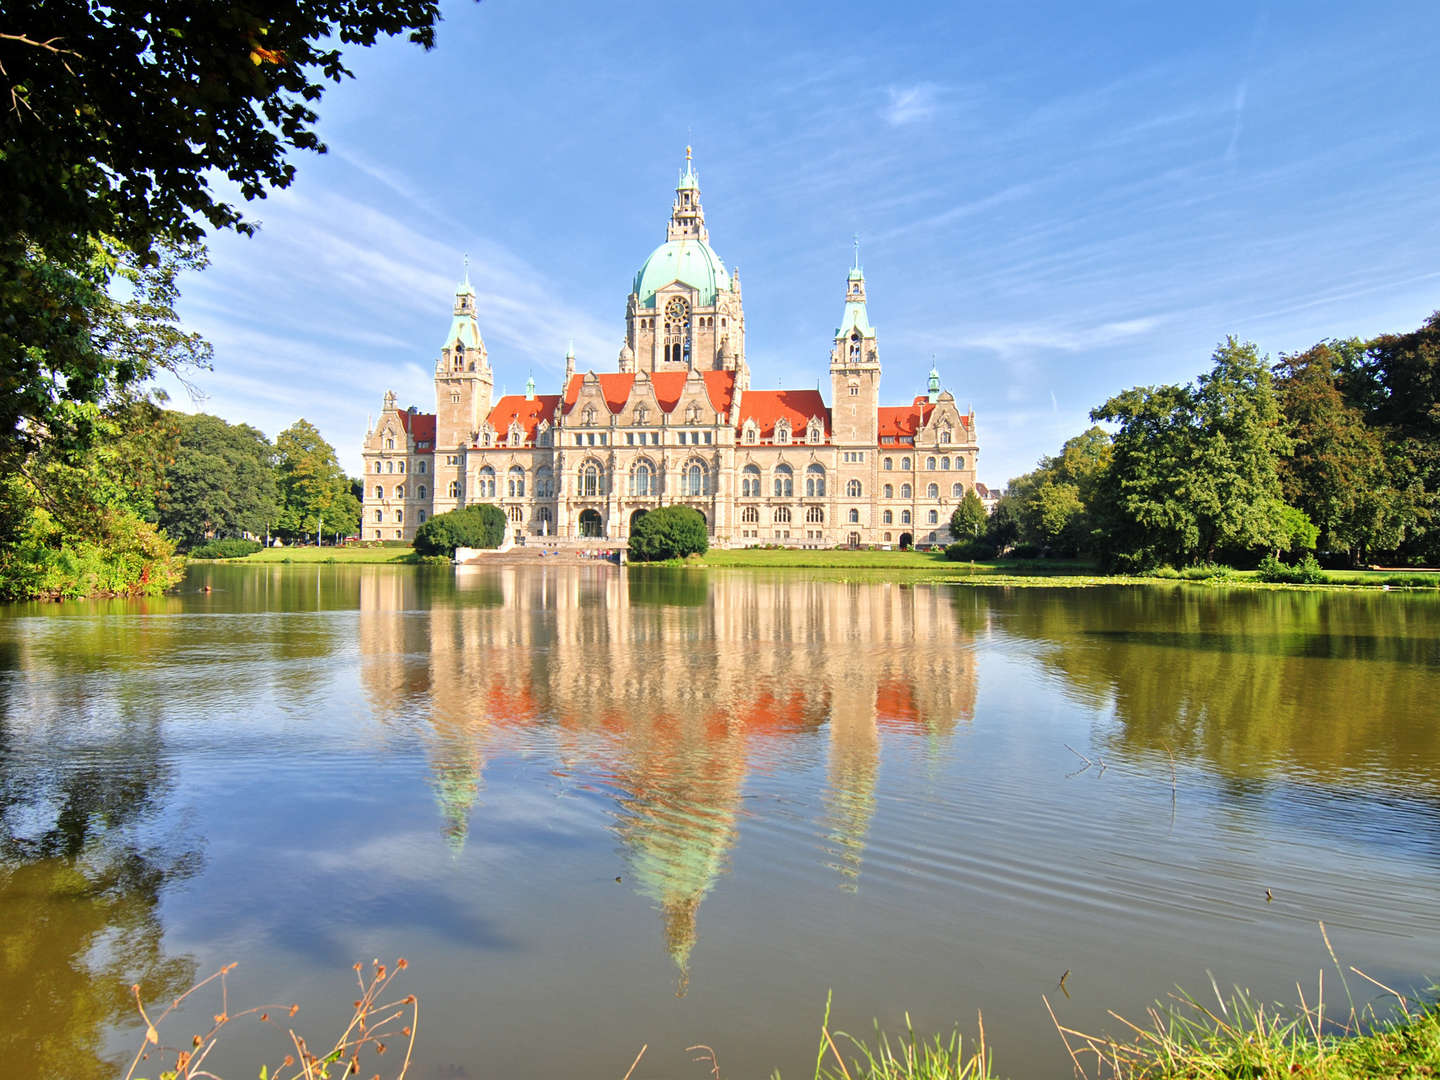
[186,544,1440,590]
[125,962,1438,1080]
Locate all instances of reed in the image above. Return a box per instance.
[1047,932,1439,1080]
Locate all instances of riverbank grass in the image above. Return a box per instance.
[198,544,418,564]
[1052,980,1440,1080]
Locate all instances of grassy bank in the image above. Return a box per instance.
[800,986,1439,1080]
[197,544,420,565]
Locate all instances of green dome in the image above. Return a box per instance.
[633,238,729,308]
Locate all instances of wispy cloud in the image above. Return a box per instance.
[882,83,941,127]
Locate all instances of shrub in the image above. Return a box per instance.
[1257,552,1329,584]
[413,504,506,557]
[188,538,262,559]
[628,505,709,561]
[945,539,993,561]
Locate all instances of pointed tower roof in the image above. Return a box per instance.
[442,259,485,350]
[632,148,729,308]
[836,248,875,340]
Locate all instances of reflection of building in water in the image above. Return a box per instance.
[356,567,978,983]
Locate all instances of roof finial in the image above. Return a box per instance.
[463,253,470,286]
[686,144,692,164]
[853,234,860,270]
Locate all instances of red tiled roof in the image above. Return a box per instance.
[877,398,936,440]
[395,410,436,445]
[487,394,560,444]
[561,371,737,417]
[735,389,830,439]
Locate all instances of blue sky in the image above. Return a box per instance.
[162,0,1440,484]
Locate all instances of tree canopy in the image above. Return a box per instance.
[158,414,279,547]
[413,505,506,557]
[628,506,709,561]
[274,419,360,540]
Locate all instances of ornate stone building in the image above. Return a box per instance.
[361,152,980,547]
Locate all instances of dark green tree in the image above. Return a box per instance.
[158,414,278,546]
[274,419,360,540]
[1273,342,1400,563]
[413,504,506,556]
[949,490,988,540]
[628,506,709,561]
[1092,339,1296,567]
[2,2,464,464]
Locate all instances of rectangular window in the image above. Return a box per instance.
[626,433,634,445]
[587,433,596,446]
[575,435,583,446]
[704,431,712,444]
[651,432,659,444]
[600,433,607,445]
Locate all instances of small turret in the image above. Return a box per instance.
[927,365,941,404]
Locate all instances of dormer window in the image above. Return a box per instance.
[775,420,790,445]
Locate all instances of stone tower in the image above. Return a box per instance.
[433,270,493,513]
[829,244,880,446]
[621,149,747,381]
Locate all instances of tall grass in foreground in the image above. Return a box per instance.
[1048,929,1439,1080]
[777,992,999,1080]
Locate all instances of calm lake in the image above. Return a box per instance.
[2,564,1438,1079]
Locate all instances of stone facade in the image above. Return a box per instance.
[361,152,980,548]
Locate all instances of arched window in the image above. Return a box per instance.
[925,456,935,470]
[883,484,893,499]
[477,467,496,498]
[418,485,427,499]
[882,509,893,524]
[928,509,939,524]
[538,507,553,525]
[581,461,603,497]
[374,461,382,473]
[952,483,963,498]
[396,484,405,499]
[954,456,966,470]
[805,464,826,497]
[631,459,655,496]
[742,506,759,523]
[664,296,691,365]
[396,509,404,523]
[806,506,824,524]
[807,421,822,444]
[385,438,394,450]
[745,427,758,444]
[741,465,761,498]
[535,467,554,498]
[508,466,526,497]
[774,506,791,524]
[775,421,790,445]
[848,331,862,363]
[901,483,912,499]
[883,457,893,471]
[418,510,426,523]
[847,508,860,523]
[939,427,952,444]
[447,480,459,498]
[374,485,384,499]
[927,483,939,498]
[901,510,911,525]
[508,506,523,522]
[418,460,427,474]
[845,479,862,498]
[386,460,394,473]
[397,461,405,474]
[901,456,911,470]
[773,464,793,497]
[940,457,950,470]
[373,509,382,522]
[683,460,708,496]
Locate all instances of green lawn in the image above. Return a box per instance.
[218,544,417,564]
